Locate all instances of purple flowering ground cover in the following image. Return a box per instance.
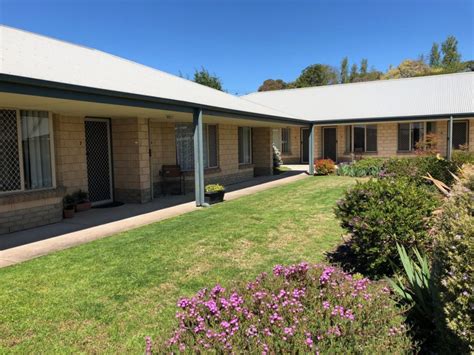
[0,176,360,353]
[155,263,411,353]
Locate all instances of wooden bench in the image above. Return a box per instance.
[159,165,185,195]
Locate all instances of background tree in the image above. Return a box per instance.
[360,58,368,75]
[353,68,383,82]
[294,64,338,88]
[429,43,441,67]
[441,35,461,68]
[193,67,223,91]
[349,63,358,82]
[340,57,349,83]
[258,79,288,92]
[382,59,431,79]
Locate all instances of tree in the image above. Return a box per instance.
[382,59,432,79]
[441,36,461,68]
[193,67,223,91]
[257,79,287,92]
[429,43,441,67]
[349,63,358,82]
[294,64,338,88]
[340,57,349,83]
[360,58,368,75]
[353,68,383,82]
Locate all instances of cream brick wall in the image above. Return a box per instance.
[53,115,87,193]
[149,122,255,194]
[314,126,322,159]
[252,127,273,176]
[217,124,239,175]
[280,126,302,164]
[111,117,151,203]
[328,119,474,161]
[150,121,176,191]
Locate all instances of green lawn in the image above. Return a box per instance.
[0,176,358,353]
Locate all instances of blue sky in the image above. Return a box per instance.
[1,0,472,94]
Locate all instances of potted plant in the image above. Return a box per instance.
[204,184,225,204]
[63,194,76,218]
[73,189,91,212]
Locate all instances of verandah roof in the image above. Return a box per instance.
[0,26,307,125]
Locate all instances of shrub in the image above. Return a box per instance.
[72,189,88,203]
[337,158,385,177]
[63,194,75,209]
[205,184,225,193]
[432,164,474,352]
[315,159,335,175]
[335,178,439,278]
[272,144,283,167]
[451,148,474,168]
[382,155,457,186]
[388,244,442,350]
[414,133,439,155]
[156,263,413,353]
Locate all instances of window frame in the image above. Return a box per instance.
[175,123,219,171]
[344,124,378,153]
[0,108,56,195]
[452,120,469,150]
[397,121,436,152]
[280,127,291,154]
[205,124,219,169]
[238,126,253,165]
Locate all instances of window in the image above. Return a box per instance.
[281,128,290,154]
[345,125,377,153]
[452,121,468,150]
[345,125,352,153]
[175,123,218,171]
[238,127,252,165]
[398,122,436,152]
[0,109,54,193]
[272,128,291,154]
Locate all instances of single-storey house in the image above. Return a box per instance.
[243,73,474,163]
[0,25,473,235]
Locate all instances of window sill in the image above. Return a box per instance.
[344,151,378,155]
[238,164,254,170]
[0,186,65,205]
[396,150,416,154]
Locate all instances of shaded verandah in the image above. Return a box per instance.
[0,79,314,235]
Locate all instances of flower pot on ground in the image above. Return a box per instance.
[72,189,91,212]
[204,184,225,204]
[63,194,76,218]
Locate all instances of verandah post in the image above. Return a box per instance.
[308,123,315,175]
[447,115,453,161]
[193,108,205,206]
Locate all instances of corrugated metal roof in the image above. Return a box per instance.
[242,72,474,122]
[0,26,300,121]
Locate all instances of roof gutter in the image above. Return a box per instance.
[0,74,309,126]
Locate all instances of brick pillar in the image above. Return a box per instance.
[111,117,151,203]
[252,127,273,176]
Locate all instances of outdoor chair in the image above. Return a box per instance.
[159,165,185,195]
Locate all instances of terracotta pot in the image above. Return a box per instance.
[63,208,75,218]
[75,201,92,212]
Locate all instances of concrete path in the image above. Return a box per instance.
[0,172,308,268]
[282,164,311,172]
